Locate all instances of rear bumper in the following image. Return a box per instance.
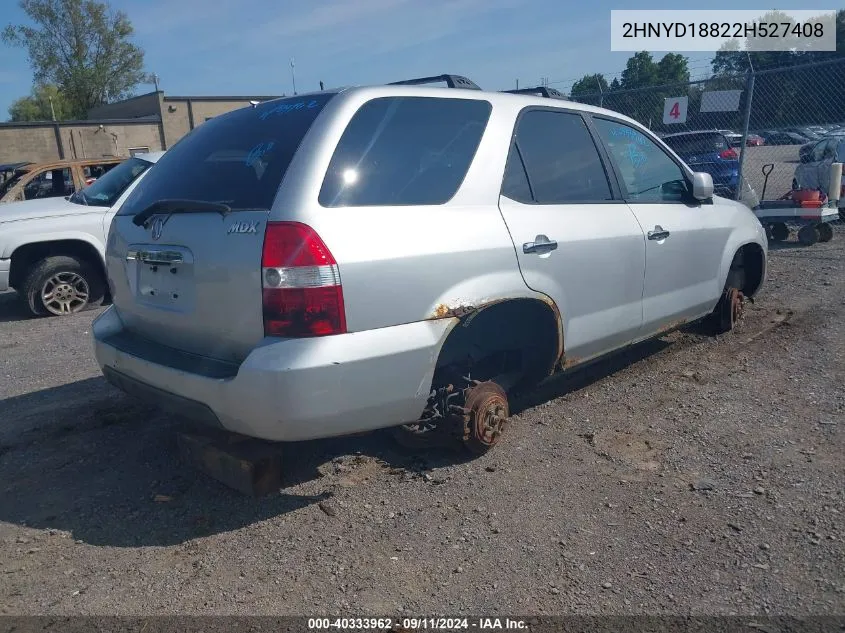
[0,259,9,292]
[92,306,457,442]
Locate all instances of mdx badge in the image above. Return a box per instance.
[228,221,260,235]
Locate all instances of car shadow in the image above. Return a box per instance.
[0,336,673,548]
[0,377,476,548]
[0,291,32,323]
[768,241,808,251]
[512,336,670,415]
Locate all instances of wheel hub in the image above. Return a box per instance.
[462,381,509,452]
[41,272,90,315]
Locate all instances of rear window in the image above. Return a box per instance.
[118,94,334,216]
[319,96,492,207]
[663,133,727,154]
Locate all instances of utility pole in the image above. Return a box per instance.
[290,58,297,95]
[48,96,56,121]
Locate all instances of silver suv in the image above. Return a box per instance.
[93,75,767,454]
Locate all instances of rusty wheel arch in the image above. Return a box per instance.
[728,243,766,299]
[429,297,565,392]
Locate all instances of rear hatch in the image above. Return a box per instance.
[107,93,335,363]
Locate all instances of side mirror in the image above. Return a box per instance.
[691,172,714,200]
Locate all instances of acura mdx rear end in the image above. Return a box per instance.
[92,88,494,441]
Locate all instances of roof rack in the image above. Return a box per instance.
[388,74,481,91]
[504,86,568,100]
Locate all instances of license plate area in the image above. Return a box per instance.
[128,245,196,311]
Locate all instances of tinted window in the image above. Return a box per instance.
[507,110,612,204]
[501,146,533,203]
[662,133,727,154]
[71,157,151,208]
[319,97,491,207]
[594,118,688,203]
[119,93,334,216]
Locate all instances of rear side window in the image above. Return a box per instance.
[319,97,491,207]
[119,93,334,216]
[504,109,612,204]
[663,133,727,154]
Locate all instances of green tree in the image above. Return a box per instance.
[8,83,69,121]
[656,53,689,85]
[569,73,608,106]
[620,52,659,90]
[2,0,145,119]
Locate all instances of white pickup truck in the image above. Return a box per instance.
[0,152,163,316]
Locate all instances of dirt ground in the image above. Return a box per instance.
[0,226,843,617]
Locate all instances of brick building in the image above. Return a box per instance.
[0,90,282,164]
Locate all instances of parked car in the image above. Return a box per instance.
[761,131,810,145]
[793,136,845,218]
[0,157,123,204]
[91,81,766,453]
[800,130,845,163]
[721,132,765,148]
[787,127,824,141]
[0,152,163,316]
[660,130,740,198]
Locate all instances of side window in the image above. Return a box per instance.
[83,162,118,184]
[811,140,829,162]
[501,147,533,203]
[593,118,688,203]
[319,96,492,207]
[505,110,612,204]
[24,168,75,200]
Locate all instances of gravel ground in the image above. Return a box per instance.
[0,228,843,617]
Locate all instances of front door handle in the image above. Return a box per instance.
[523,235,558,254]
[647,226,671,241]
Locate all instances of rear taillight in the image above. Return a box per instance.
[261,222,346,337]
[720,148,738,159]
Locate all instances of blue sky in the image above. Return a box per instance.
[0,0,821,119]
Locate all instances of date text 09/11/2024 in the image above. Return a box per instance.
[306,617,528,630]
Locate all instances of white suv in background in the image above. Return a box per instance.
[0,152,163,316]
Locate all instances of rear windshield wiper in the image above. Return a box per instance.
[132,199,232,227]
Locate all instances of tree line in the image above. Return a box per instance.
[2,3,844,125]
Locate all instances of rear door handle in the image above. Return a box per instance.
[523,235,558,254]
[647,226,671,241]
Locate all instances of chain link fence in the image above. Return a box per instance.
[568,57,845,209]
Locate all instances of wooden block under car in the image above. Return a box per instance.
[176,429,284,497]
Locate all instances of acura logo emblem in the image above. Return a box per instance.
[150,216,165,241]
